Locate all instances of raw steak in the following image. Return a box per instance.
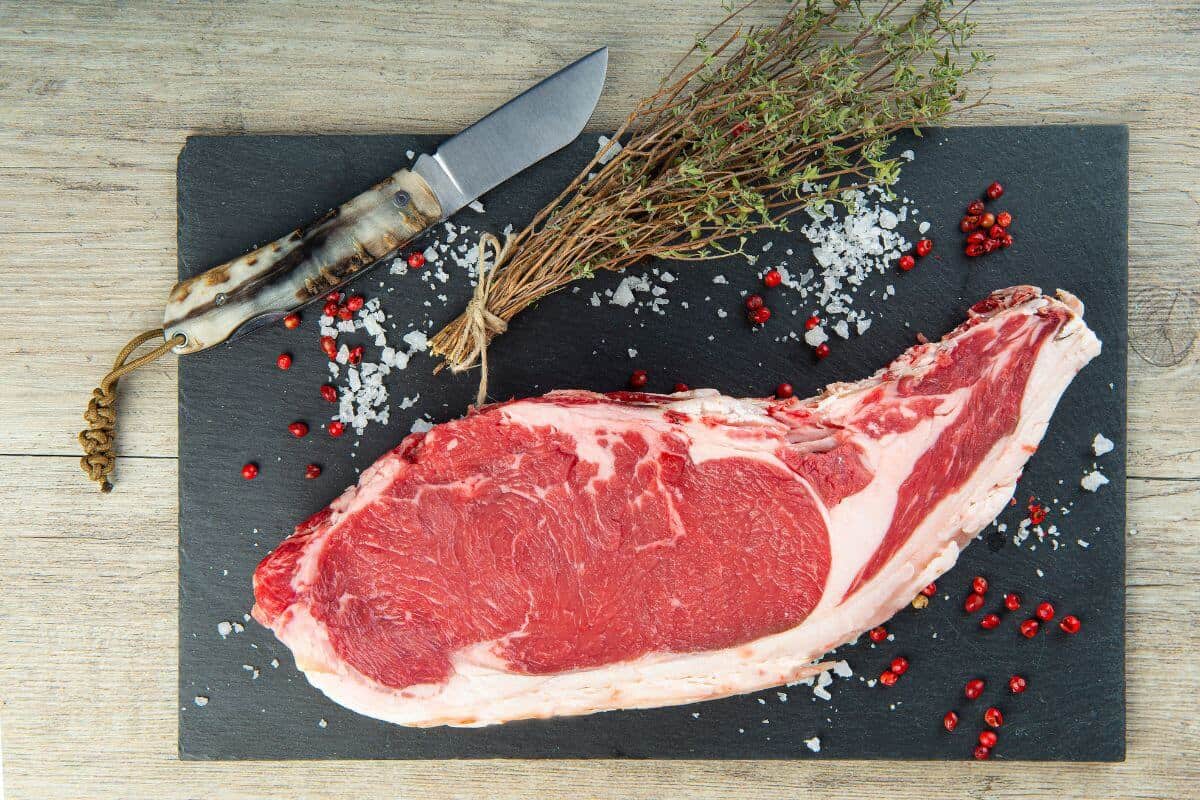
[253,286,1100,727]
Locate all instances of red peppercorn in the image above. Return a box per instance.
[943,710,959,732]
[966,231,987,246]
[996,211,1012,228]
[750,306,772,324]
[241,462,258,480]
[1028,502,1047,525]
[966,199,985,216]
[763,269,782,288]
[982,238,999,254]
[986,181,1004,200]
[960,215,980,232]
[964,593,985,613]
[320,384,338,403]
[804,314,820,331]
[973,745,991,760]
[921,582,938,597]
[745,294,765,311]
[890,656,909,675]
[320,336,337,359]
[326,292,341,303]
[1004,593,1021,611]
[1035,601,1055,622]
[979,212,996,229]
[978,730,998,748]
[345,294,365,313]
[629,369,648,389]
[1019,619,1040,638]
[304,463,322,480]
[337,307,354,322]
[1009,675,1027,694]
[775,383,794,400]
[915,238,933,257]
[1059,615,1081,634]
[972,576,989,595]
[348,345,364,365]
[323,300,339,317]
[868,626,888,643]
[984,707,1004,728]
[730,121,750,137]
[980,613,1000,630]
[965,243,984,258]
[276,352,292,370]
[327,421,345,437]
[283,313,301,329]
[898,254,916,271]
[673,382,690,393]
[1000,233,1014,248]
[988,225,1006,240]
[814,342,830,359]
[965,678,985,700]
[879,669,898,687]
[288,421,309,438]
[407,251,425,269]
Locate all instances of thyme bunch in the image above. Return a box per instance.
[432,0,988,370]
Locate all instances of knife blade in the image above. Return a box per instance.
[163,47,608,355]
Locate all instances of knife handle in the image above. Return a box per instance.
[164,168,443,354]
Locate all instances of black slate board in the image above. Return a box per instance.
[178,126,1127,761]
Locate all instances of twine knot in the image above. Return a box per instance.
[78,328,183,492]
[453,232,511,406]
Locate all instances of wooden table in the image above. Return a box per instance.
[1,2,1196,797]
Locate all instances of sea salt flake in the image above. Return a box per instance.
[193,696,209,707]
[216,621,232,638]
[804,736,822,753]
[1092,433,1114,456]
[1080,469,1109,492]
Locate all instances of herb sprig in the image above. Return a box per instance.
[432,0,988,370]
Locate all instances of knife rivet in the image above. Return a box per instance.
[392,191,411,209]
[214,292,227,306]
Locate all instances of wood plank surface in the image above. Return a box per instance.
[0,1,1197,797]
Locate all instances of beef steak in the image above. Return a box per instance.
[253,286,1100,726]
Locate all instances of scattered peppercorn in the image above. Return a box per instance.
[965,243,984,258]
[345,295,365,313]
[629,369,648,390]
[276,353,293,370]
[988,225,1006,240]
[348,345,364,365]
[763,269,782,288]
[323,300,339,317]
[814,342,830,359]
[241,463,258,480]
[960,215,980,232]
[879,669,899,687]
[996,211,1012,228]
[1059,615,1081,634]
[730,121,750,137]
[916,238,933,257]
[775,383,794,399]
[972,576,989,594]
[327,421,345,437]
[1035,601,1055,622]
[898,254,916,271]
[745,294,765,310]
[407,251,426,269]
[750,306,772,324]
[283,313,301,329]
[978,730,998,749]
[326,292,341,303]
[1029,501,1047,525]
[921,582,938,597]
[673,382,690,393]
[1000,233,1014,248]
[943,711,959,732]
[967,199,985,216]
[320,335,337,359]
[868,626,888,643]
[304,463,322,480]
[980,613,1000,630]
[890,656,910,675]
[1004,593,1022,611]
[1009,675,1027,694]
[288,421,309,438]
[964,593,985,613]
[984,707,1004,728]
[973,745,991,760]
[986,181,1004,200]
[337,306,354,322]
[1019,619,1040,638]
[320,384,338,403]
[965,678,985,700]
[804,314,821,331]
[979,212,996,229]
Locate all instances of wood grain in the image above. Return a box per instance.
[0,1,1197,797]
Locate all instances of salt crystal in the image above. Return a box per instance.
[712,274,728,284]
[193,696,209,707]
[900,149,915,161]
[804,326,829,347]
[1092,433,1114,456]
[1080,469,1109,492]
[405,150,414,160]
[717,308,728,319]
[918,220,930,234]
[467,200,485,213]
[589,292,601,307]
[216,621,232,638]
[610,280,636,307]
[411,418,434,434]
[596,135,622,164]
[832,660,853,678]
[402,330,428,352]
[627,348,638,359]
[804,736,822,752]
[318,719,328,728]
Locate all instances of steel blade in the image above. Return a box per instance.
[414,47,607,218]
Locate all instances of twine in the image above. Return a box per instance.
[79,328,183,492]
[453,233,510,406]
